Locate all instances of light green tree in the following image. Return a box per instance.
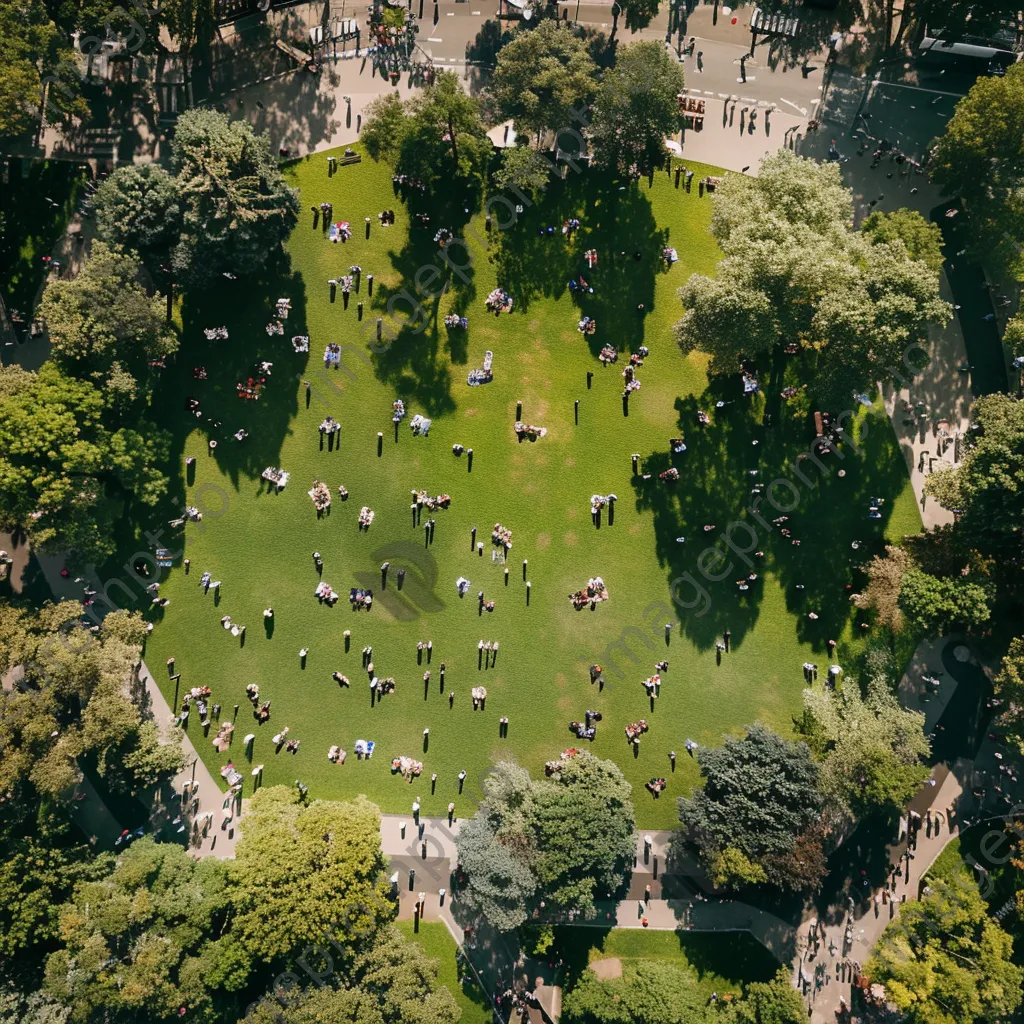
[94,165,182,260]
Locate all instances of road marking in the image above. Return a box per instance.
[427,36,443,41]
[779,97,807,116]
[869,78,965,98]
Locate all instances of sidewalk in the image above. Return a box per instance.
[138,659,240,857]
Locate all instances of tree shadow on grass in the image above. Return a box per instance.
[493,169,669,359]
[634,381,916,654]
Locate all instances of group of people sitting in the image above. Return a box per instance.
[292,335,310,352]
[577,316,597,335]
[646,777,668,797]
[324,343,343,367]
[486,288,514,314]
[623,365,641,395]
[204,326,229,340]
[212,721,234,753]
[444,314,469,330]
[378,209,397,226]
[467,350,494,386]
[413,490,451,511]
[180,685,213,726]
[315,580,339,604]
[358,506,375,530]
[569,709,602,740]
[625,719,649,743]
[410,414,431,436]
[332,671,350,687]
[246,683,273,725]
[349,586,373,609]
[328,745,347,763]
[569,576,608,610]
[272,726,300,754]
[392,755,423,781]
[329,221,352,243]
[265,320,284,336]
[514,421,547,441]
[309,480,331,512]
[262,467,289,491]
[599,344,618,365]
[659,467,680,482]
[371,676,396,696]
[237,377,265,400]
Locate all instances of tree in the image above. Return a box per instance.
[360,93,408,163]
[862,208,945,272]
[866,873,1023,1024]
[726,969,805,1024]
[994,637,1024,757]
[898,568,992,633]
[0,0,88,139]
[801,680,930,820]
[590,42,684,179]
[492,144,552,200]
[39,242,177,400]
[94,165,182,260]
[240,928,461,1024]
[0,363,169,563]
[563,959,710,1024]
[490,21,597,137]
[44,840,247,1023]
[676,152,950,408]
[677,724,825,892]
[456,753,635,929]
[170,109,299,286]
[231,787,395,965]
[854,545,915,633]
[929,62,1024,267]
[926,393,1024,571]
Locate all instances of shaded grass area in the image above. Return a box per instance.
[0,159,88,319]
[395,921,491,1024]
[141,145,919,827]
[552,926,780,1002]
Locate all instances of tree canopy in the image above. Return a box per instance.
[492,144,551,200]
[861,208,945,272]
[929,61,1024,268]
[231,787,395,965]
[926,393,1024,572]
[491,21,598,138]
[801,679,930,821]
[39,242,177,401]
[94,165,183,261]
[677,723,825,892]
[170,109,299,286]
[361,71,491,215]
[866,872,1023,1024]
[994,636,1024,757]
[0,0,88,139]
[676,153,950,408]
[0,363,169,562]
[456,753,635,929]
[589,42,684,180]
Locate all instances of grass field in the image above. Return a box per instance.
[395,921,490,1024]
[555,926,781,1001]
[143,143,922,828]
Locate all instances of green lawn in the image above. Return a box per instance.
[143,143,920,827]
[396,921,491,1024]
[556,926,781,1001]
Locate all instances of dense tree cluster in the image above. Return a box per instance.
[455,753,635,929]
[676,152,950,409]
[677,724,826,892]
[93,109,299,286]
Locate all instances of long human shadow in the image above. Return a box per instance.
[493,169,669,359]
[634,383,917,653]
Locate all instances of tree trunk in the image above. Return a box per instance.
[447,115,459,171]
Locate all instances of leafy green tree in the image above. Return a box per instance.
[44,839,247,1023]
[94,165,182,260]
[862,208,945,272]
[929,62,1024,267]
[676,152,949,408]
[726,969,806,1024]
[0,0,88,139]
[492,143,552,200]
[170,109,299,287]
[0,983,71,1024]
[866,873,1023,1024]
[231,787,395,965]
[0,363,169,563]
[563,960,710,1024]
[994,637,1024,757]
[491,21,597,138]
[801,680,930,820]
[677,724,825,892]
[926,393,1024,570]
[457,753,635,929]
[361,93,408,163]
[39,242,177,399]
[590,42,684,180]
[898,568,992,633]
[240,929,461,1024]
